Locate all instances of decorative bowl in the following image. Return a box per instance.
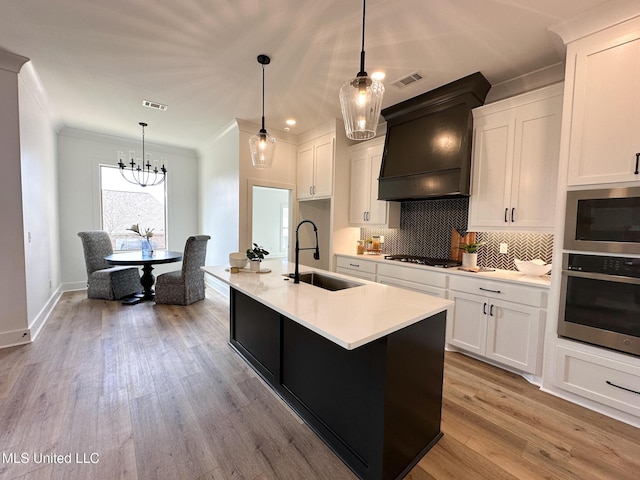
[229,252,248,269]
[514,258,552,277]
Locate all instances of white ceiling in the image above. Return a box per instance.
[0,0,610,151]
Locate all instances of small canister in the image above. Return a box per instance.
[356,240,365,255]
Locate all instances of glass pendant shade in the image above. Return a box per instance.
[249,129,276,168]
[250,54,276,168]
[339,0,384,141]
[340,74,385,140]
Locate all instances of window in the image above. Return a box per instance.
[100,165,166,251]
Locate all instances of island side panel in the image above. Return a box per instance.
[382,310,446,480]
[280,317,388,479]
[230,288,281,384]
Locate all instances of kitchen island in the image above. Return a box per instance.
[203,259,454,480]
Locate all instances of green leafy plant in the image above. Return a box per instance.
[458,241,485,253]
[128,223,154,239]
[246,243,269,261]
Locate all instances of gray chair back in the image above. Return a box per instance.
[77,231,114,276]
[181,235,211,279]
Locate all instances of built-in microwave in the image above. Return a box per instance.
[564,187,640,255]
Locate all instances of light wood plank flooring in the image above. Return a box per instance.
[0,289,638,479]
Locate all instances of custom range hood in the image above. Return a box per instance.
[378,72,491,201]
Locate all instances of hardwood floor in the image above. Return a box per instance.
[0,289,638,480]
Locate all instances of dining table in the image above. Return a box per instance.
[104,250,183,304]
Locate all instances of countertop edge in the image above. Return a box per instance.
[203,261,454,350]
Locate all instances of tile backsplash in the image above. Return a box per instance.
[361,198,553,271]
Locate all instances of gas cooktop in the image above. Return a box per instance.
[384,255,462,268]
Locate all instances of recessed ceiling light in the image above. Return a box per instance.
[371,71,386,81]
[286,119,297,126]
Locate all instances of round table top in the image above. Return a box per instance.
[104,250,183,266]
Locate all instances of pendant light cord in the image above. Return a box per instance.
[261,63,266,132]
[359,0,367,76]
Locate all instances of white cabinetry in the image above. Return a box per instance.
[447,275,546,374]
[349,137,400,227]
[377,262,447,298]
[297,132,334,200]
[554,344,640,418]
[468,84,563,232]
[565,18,640,186]
[335,256,377,281]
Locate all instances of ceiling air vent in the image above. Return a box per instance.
[142,100,168,111]
[391,72,423,89]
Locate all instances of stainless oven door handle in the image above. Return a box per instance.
[564,270,640,285]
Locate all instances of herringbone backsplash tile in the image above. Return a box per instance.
[361,198,554,271]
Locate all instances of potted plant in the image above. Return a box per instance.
[458,241,485,269]
[246,243,269,272]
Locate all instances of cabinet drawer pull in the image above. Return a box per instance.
[489,304,494,316]
[635,152,639,175]
[483,302,487,315]
[606,380,640,396]
[309,186,313,195]
[363,212,367,221]
[504,208,508,223]
[349,263,360,268]
[479,287,502,294]
[511,207,515,223]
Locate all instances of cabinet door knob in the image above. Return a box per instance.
[511,207,515,223]
[635,152,639,175]
[483,302,487,315]
[489,304,495,316]
[504,208,508,223]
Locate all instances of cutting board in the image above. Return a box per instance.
[450,229,476,261]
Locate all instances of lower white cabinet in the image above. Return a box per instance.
[335,256,376,281]
[447,276,546,374]
[553,344,640,417]
[376,262,447,298]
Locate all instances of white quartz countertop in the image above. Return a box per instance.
[203,259,454,350]
[336,253,552,288]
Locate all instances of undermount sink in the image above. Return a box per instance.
[286,272,363,291]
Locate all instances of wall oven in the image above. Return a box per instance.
[558,253,640,357]
[564,187,640,254]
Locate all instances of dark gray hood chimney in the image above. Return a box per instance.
[378,72,491,201]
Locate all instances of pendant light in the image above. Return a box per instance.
[339,0,384,141]
[249,54,276,168]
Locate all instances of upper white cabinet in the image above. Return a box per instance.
[565,18,640,186]
[297,132,334,200]
[468,84,563,232]
[348,137,400,227]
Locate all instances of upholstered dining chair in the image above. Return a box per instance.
[154,235,211,305]
[77,231,141,300]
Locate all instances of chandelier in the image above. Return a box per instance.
[249,54,276,168]
[339,0,384,141]
[117,122,167,187]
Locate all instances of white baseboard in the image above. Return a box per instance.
[0,284,69,349]
[0,328,31,349]
[29,285,63,342]
[63,281,88,292]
